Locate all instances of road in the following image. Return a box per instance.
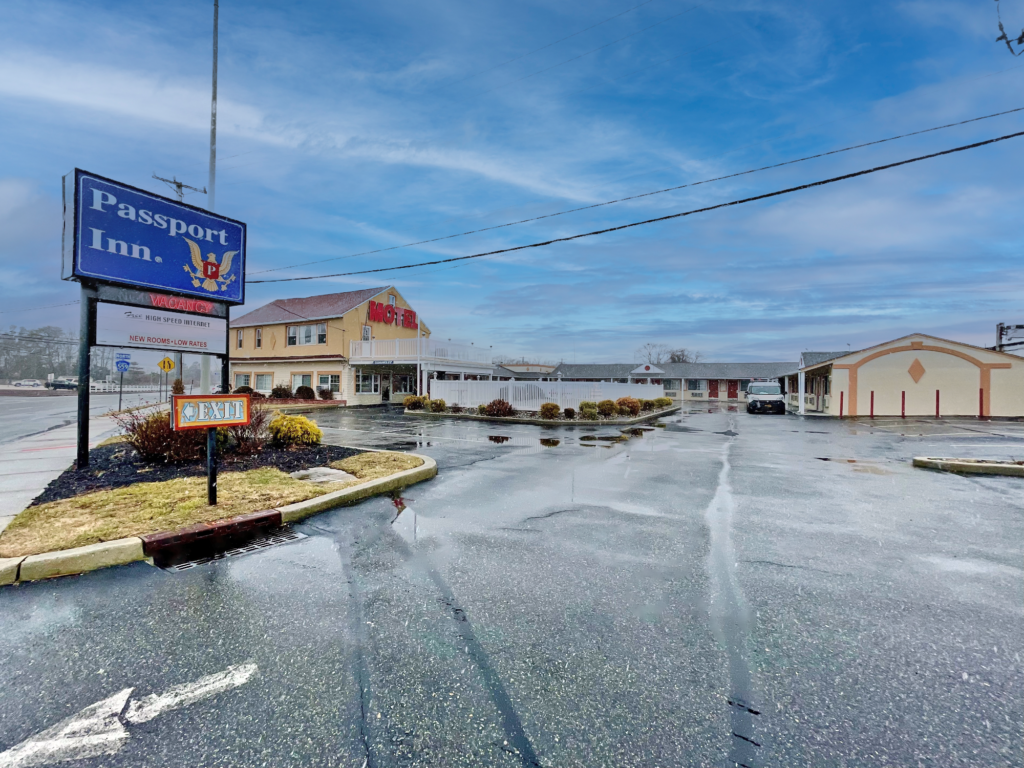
[0,407,1021,767]
[0,393,161,445]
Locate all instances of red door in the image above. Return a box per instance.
[708,380,719,398]
[727,380,738,399]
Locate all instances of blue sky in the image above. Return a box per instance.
[2,0,1023,365]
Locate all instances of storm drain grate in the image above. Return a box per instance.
[163,527,307,572]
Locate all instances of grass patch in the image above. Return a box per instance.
[0,468,328,558]
[330,451,423,481]
[95,434,126,447]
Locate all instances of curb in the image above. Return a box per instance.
[279,454,437,523]
[912,457,1024,477]
[2,453,437,585]
[18,537,145,582]
[403,407,680,427]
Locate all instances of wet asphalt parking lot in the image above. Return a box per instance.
[1,406,1021,767]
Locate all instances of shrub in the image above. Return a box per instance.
[580,405,599,420]
[404,395,425,410]
[268,413,322,447]
[653,397,673,408]
[317,387,334,400]
[295,385,316,400]
[450,404,464,414]
[597,400,617,417]
[114,409,227,464]
[484,399,515,418]
[270,385,293,399]
[477,404,487,415]
[579,401,597,411]
[640,398,656,411]
[429,398,447,413]
[539,402,560,420]
[616,397,641,417]
[229,402,271,454]
[234,385,254,395]
[251,391,266,399]
[171,378,185,395]
[563,407,576,420]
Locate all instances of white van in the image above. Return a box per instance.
[745,380,786,414]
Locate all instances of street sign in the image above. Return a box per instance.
[115,360,130,373]
[62,169,246,305]
[158,357,176,373]
[171,394,251,431]
[115,352,131,360]
[96,303,227,354]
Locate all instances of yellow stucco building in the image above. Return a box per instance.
[786,334,1024,418]
[228,286,492,405]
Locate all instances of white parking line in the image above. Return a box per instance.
[123,663,257,724]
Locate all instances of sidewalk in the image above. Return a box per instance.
[0,416,121,534]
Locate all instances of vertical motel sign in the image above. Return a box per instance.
[172,394,252,505]
[62,169,247,469]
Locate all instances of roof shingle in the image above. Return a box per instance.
[230,287,390,328]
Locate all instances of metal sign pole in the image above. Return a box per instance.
[76,284,97,469]
[207,426,217,505]
[118,370,124,411]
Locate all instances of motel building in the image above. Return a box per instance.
[228,286,493,405]
[552,361,797,402]
[783,334,1024,418]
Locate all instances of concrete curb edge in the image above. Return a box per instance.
[3,453,438,585]
[279,454,437,523]
[912,457,1024,477]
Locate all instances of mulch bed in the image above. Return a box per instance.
[33,443,363,507]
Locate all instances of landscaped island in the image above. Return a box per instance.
[403,395,677,423]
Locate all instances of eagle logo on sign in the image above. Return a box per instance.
[183,238,238,292]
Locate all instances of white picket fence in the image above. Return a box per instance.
[428,380,664,412]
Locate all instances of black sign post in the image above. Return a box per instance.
[207,427,218,505]
[76,284,97,469]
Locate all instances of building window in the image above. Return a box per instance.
[286,324,326,346]
[292,374,312,390]
[236,329,244,349]
[388,295,396,306]
[687,379,707,391]
[255,328,262,348]
[319,374,341,393]
[362,325,371,341]
[393,374,414,394]
[355,371,379,394]
[255,374,272,390]
[663,379,681,390]
[234,373,250,388]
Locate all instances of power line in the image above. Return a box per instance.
[250,105,1024,277]
[429,0,663,94]
[250,128,1024,284]
[0,301,81,314]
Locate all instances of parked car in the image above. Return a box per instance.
[47,379,78,390]
[13,379,42,387]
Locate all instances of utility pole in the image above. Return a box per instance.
[152,174,206,202]
[209,0,219,213]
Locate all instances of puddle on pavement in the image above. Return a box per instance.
[488,435,511,444]
[539,438,560,447]
[580,435,629,443]
[666,425,701,433]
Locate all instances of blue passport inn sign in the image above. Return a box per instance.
[63,169,246,305]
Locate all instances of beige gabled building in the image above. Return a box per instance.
[786,334,1024,418]
[228,286,492,405]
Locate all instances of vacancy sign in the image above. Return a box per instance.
[96,303,227,354]
[172,394,251,431]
